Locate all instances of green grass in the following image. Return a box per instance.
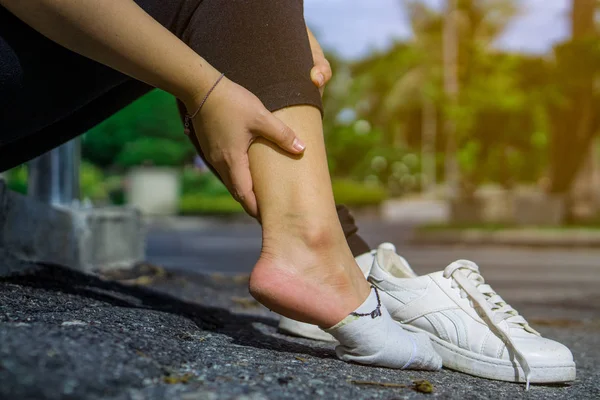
[179,194,243,215]
[179,179,389,215]
[332,180,388,207]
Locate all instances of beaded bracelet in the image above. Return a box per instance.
[183,72,226,136]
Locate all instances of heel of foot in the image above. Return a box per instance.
[249,257,363,327]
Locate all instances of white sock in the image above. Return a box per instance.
[324,287,442,370]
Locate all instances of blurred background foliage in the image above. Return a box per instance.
[82,89,193,168]
[5,0,600,218]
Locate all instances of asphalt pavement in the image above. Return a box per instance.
[1,218,599,399]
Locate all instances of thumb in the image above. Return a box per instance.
[253,110,306,155]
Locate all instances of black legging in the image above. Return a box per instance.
[0,0,371,256]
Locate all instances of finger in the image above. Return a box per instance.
[310,61,331,88]
[212,157,258,218]
[227,157,259,218]
[307,27,332,88]
[311,67,325,97]
[253,110,306,155]
[310,66,327,89]
[314,75,325,97]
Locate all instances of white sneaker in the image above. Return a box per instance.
[277,248,382,342]
[370,245,576,387]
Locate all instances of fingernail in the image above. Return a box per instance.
[293,138,306,152]
[317,73,325,87]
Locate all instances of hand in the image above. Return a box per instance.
[190,74,306,217]
[307,27,332,96]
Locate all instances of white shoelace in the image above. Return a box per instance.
[443,260,537,390]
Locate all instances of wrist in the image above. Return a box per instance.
[180,62,223,114]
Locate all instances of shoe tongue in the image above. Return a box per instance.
[378,242,397,252]
[376,243,418,278]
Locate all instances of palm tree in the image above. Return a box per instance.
[548,0,600,219]
[443,0,459,197]
[383,0,518,195]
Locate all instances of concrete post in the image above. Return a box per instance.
[1,137,146,273]
[28,139,80,205]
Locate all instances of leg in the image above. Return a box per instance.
[247,108,440,370]
[179,119,372,260]
[179,1,440,369]
[177,0,372,326]
[248,106,370,327]
[183,106,374,325]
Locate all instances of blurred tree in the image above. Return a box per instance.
[82,89,193,168]
[390,0,520,195]
[443,0,459,196]
[547,0,600,196]
[320,50,349,129]
[349,42,421,137]
[345,0,564,198]
[116,137,190,167]
[445,0,520,196]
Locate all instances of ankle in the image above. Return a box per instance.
[261,218,346,261]
[250,223,352,305]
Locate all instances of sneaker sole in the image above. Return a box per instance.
[401,323,576,383]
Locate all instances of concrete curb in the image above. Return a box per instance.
[0,181,144,275]
[411,228,600,247]
[72,206,145,272]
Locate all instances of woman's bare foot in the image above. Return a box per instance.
[248,222,371,328]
